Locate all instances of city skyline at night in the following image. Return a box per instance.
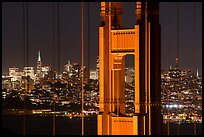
[2,2,202,76]
[2,2,202,135]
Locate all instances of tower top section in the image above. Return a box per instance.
[38,51,41,62]
[100,2,123,29]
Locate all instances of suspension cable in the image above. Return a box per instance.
[193,2,197,135]
[81,1,85,135]
[176,2,179,68]
[22,2,29,135]
[57,2,60,78]
[22,2,25,135]
[176,2,180,135]
[87,2,90,83]
[52,2,60,135]
[52,2,55,135]
[166,2,170,135]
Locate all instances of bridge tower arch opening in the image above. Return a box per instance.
[124,54,135,114]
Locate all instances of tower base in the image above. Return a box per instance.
[97,113,139,135]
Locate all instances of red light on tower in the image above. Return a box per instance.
[176,57,179,66]
[73,62,78,65]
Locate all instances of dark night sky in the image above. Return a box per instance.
[2,2,202,76]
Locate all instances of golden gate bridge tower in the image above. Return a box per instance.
[97,2,162,135]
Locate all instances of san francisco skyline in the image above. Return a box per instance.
[2,2,202,135]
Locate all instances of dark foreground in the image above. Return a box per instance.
[2,115,202,135]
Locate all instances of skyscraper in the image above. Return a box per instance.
[36,50,42,80]
[96,56,99,80]
[64,59,72,73]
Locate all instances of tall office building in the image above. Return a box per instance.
[8,67,22,89]
[41,65,51,78]
[96,56,99,80]
[23,66,35,79]
[9,67,19,77]
[36,51,42,79]
[64,59,72,73]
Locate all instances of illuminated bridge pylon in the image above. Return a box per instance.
[97,2,162,135]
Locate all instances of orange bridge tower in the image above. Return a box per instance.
[97,2,162,135]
